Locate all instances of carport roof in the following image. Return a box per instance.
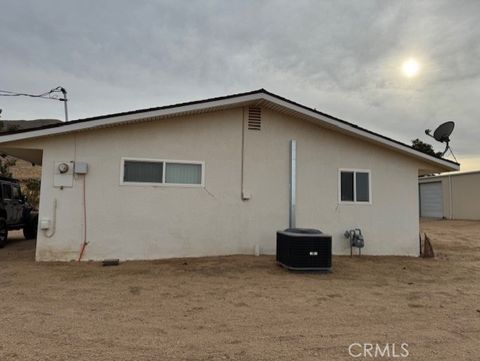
[0,88,459,171]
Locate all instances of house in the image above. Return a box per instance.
[419,171,480,220]
[0,89,459,261]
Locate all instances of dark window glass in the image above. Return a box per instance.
[123,161,163,183]
[356,172,370,202]
[2,184,12,199]
[341,171,354,201]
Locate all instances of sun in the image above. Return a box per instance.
[401,58,420,78]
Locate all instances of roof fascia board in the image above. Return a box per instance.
[0,92,262,143]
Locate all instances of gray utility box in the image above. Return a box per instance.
[74,161,88,174]
[276,228,332,271]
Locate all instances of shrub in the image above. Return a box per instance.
[21,178,41,208]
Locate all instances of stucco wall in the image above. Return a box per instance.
[9,106,423,260]
[244,108,421,257]
[419,173,480,220]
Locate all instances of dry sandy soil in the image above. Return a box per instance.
[0,220,479,361]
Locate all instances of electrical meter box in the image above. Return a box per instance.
[54,161,74,187]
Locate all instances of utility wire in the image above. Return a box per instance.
[0,86,69,121]
[0,86,64,100]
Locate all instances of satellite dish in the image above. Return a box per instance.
[425,121,457,160]
[433,121,455,143]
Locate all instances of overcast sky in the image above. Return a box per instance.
[1,0,479,169]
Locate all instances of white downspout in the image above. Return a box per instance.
[289,140,297,228]
[240,107,250,200]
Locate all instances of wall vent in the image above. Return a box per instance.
[248,107,262,130]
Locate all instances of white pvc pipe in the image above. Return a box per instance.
[44,198,57,238]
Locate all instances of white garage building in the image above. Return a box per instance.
[0,90,459,261]
[419,171,480,220]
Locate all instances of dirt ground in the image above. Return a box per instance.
[0,220,479,361]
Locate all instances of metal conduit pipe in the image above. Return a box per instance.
[289,140,296,229]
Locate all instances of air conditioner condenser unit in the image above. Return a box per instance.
[276,228,332,271]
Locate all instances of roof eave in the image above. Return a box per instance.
[259,92,459,172]
[0,89,460,171]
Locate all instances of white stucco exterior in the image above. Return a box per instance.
[0,92,458,261]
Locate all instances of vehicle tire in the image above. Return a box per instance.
[0,217,8,248]
[23,214,38,240]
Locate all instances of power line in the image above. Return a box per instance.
[0,86,68,121]
[0,86,61,99]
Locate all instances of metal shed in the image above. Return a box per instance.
[419,171,480,220]
[419,182,443,218]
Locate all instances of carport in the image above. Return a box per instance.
[0,145,43,254]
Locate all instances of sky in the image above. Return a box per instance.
[0,0,479,169]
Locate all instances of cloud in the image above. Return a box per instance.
[0,0,479,164]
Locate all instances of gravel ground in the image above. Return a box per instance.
[0,220,479,361]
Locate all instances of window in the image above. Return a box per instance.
[12,185,21,200]
[2,184,12,199]
[165,163,202,185]
[339,169,370,203]
[340,172,354,201]
[124,160,163,183]
[121,158,204,186]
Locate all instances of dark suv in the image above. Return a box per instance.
[0,176,38,248]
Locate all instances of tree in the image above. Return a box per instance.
[22,178,41,207]
[411,139,442,158]
[0,155,15,177]
[0,121,19,177]
[0,121,20,132]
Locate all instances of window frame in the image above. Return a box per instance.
[338,168,372,205]
[120,157,205,187]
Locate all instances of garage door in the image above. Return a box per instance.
[419,182,443,218]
